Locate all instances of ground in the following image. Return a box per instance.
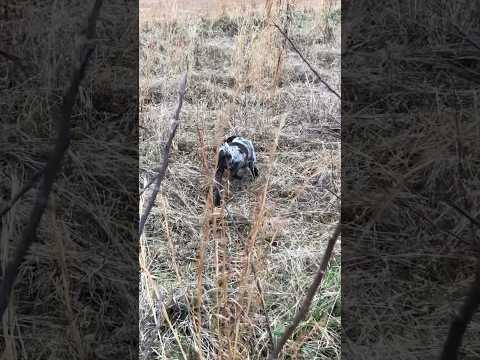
[139,1,341,359]
[140,0,330,20]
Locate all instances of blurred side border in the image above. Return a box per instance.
[0,1,139,358]
[342,1,480,359]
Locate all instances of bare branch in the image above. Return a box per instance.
[271,22,341,99]
[441,199,480,230]
[0,49,22,63]
[268,223,341,360]
[439,201,480,360]
[224,205,275,350]
[139,172,156,196]
[440,259,480,360]
[251,260,275,350]
[139,73,188,236]
[0,0,103,319]
[272,1,292,90]
[0,169,44,218]
[0,49,27,73]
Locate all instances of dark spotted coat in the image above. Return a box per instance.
[213,136,259,206]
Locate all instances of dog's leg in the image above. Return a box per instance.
[249,162,259,179]
[213,190,222,207]
[213,150,227,207]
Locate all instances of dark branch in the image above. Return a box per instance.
[0,49,27,72]
[0,0,103,319]
[440,260,480,360]
[268,223,341,359]
[139,172,156,196]
[213,154,226,207]
[0,169,44,218]
[441,199,480,230]
[272,22,341,99]
[439,201,480,360]
[0,49,22,63]
[139,72,188,236]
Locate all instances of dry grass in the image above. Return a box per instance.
[139,1,341,359]
[140,0,333,21]
[342,1,480,359]
[1,2,138,358]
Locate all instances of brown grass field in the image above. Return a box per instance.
[341,2,480,359]
[1,2,138,359]
[140,0,331,20]
[139,0,341,359]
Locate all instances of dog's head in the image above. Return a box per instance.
[219,144,234,170]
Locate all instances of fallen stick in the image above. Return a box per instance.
[268,223,341,359]
[139,73,188,236]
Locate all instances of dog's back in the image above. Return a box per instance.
[226,136,256,163]
[213,135,259,206]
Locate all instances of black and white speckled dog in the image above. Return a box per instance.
[213,135,259,207]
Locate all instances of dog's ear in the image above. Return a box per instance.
[225,135,238,143]
[217,148,227,170]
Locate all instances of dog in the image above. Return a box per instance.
[213,135,259,207]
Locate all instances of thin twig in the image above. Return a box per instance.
[0,0,103,319]
[440,259,480,360]
[232,118,284,354]
[271,22,341,99]
[251,259,275,349]
[139,72,188,236]
[160,302,189,360]
[439,201,480,360]
[268,223,341,360]
[272,1,291,90]
[0,49,27,73]
[225,205,275,351]
[0,49,22,63]
[448,21,480,52]
[0,169,44,217]
[441,200,480,230]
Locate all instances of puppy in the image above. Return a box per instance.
[213,135,259,207]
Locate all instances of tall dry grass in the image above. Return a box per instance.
[1,2,138,358]
[342,1,480,359]
[140,1,340,359]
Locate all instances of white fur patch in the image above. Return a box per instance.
[227,144,245,162]
[220,137,257,171]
